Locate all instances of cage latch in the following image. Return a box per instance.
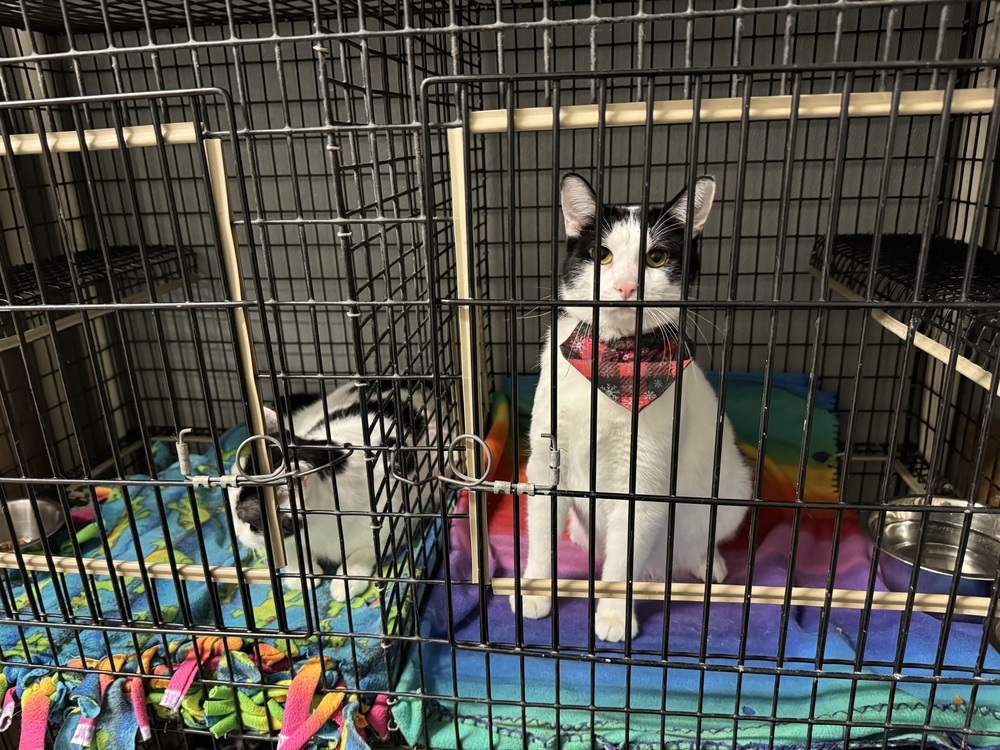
[176,429,286,488]
[437,432,561,496]
[487,480,538,496]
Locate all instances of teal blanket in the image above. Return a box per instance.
[0,422,437,747]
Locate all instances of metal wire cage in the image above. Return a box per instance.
[0,1,998,749]
[0,1,467,745]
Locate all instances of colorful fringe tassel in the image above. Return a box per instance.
[160,636,243,711]
[277,657,348,750]
[0,686,16,732]
[20,676,58,750]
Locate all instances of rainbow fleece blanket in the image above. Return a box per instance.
[393,373,1000,750]
[0,422,438,750]
[492,372,840,511]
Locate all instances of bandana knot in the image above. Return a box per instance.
[559,322,691,411]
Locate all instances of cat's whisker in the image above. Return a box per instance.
[687,311,724,344]
[517,293,554,321]
[650,215,683,241]
[688,317,710,348]
[517,309,556,321]
[519,282,553,295]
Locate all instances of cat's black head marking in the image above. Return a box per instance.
[556,172,716,337]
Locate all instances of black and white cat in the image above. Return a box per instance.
[509,173,753,642]
[227,383,426,602]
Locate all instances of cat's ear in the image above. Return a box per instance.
[560,173,597,238]
[663,176,715,237]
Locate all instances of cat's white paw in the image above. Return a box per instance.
[711,554,728,583]
[509,594,551,620]
[282,574,304,590]
[594,600,639,643]
[692,548,728,583]
[330,575,371,603]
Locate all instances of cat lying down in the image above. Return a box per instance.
[227,383,428,602]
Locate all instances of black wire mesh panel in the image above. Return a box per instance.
[0,4,462,746]
[0,0,315,32]
[810,233,1000,372]
[0,244,197,328]
[0,0,459,32]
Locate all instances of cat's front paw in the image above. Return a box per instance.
[594,600,639,643]
[330,552,377,602]
[692,548,729,583]
[509,594,551,620]
[330,575,371,603]
[711,554,728,583]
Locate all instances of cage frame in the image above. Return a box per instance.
[0,89,287,579]
[440,75,1000,618]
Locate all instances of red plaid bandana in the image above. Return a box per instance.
[559,322,691,411]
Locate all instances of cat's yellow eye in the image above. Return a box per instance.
[598,246,613,265]
[646,249,668,268]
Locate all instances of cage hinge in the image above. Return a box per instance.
[176,429,195,476]
[175,431,235,487]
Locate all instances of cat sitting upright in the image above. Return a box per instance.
[227,383,426,602]
[508,173,753,642]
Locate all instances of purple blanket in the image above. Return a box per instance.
[394,495,1000,749]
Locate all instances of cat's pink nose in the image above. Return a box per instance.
[616,281,637,300]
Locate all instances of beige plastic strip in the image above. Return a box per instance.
[0,139,283,581]
[205,137,286,570]
[0,551,274,584]
[457,88,997,597]
[0,123,198,157]
[89,440,145,478]
[468,89,996,134]
[448,128,479,448]
[496,577,994,617]
[447,126,487,585]
[893,457,929,496]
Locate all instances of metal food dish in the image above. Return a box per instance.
[989,618,1000,654]
[0,498,66,552]
[859,496,1000,608]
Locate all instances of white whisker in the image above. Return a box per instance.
[517,293,555,321]
[688,311,723,338]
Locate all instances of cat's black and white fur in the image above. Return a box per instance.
[509,173,753,642]
[227,383,426,602]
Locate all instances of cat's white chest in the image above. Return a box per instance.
[544,321,685,497]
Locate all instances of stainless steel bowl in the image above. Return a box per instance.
[989,618,1000,654]
[859,496,999,617]
[0,498,66,551]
